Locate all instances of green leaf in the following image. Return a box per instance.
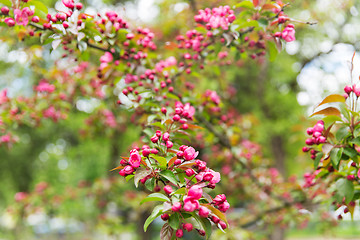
[145,178,155,191]
[235,1,254,9]
[267,41,278,62]
[191,212,212,239]
[330,148,343,170]
[336,179,354,204]
[336,126,350,141]
[0,0,12,6]
[30,0,48,14]
[314,152,323,169]
[168,213,180,230]
[150,154,167,168]
[140,193,170,205]
[125,174,134,182]
[144,205,163,232]
[160,170,178,185]
[170,187,186,196]
[350,137,360,146]
[343,147,358,160]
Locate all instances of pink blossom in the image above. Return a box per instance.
[14,192,28,202]
[36,81,55,93]
[188,185,203,200]
[1,134,11,143]
[183,147,198,161]
[100,52,113,63]
[183,196,200,212]
[175,229,183,238]
[358,168,360,179]
[0,89,8,104]
[129,149,141,168]
[14,8,31,26]
[183,103,195,118]
[281,25,296,42]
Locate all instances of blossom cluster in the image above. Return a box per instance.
[194,6,236,30]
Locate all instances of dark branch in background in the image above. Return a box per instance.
[188,0,198,14]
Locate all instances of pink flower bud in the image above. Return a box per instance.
[198,206,209,218]
[163,132,170,141]
[218,201,230,212]
[213,194,226,205]
[119,169,126,176]
[347,175,355,181]
[306,128,313,135]
[163,185,173,195]
[1,6,9,15]
[176,229,183,238]
[151,135,159,143]
[183,223,193,232]
[75,3,83,10]
[150,148,158,154]
[142,148,150,157]
[161,213,169,221]
[344,85,352,94]
[318,136,326,143]
[155,130,162,137]
[302,147,310,152]
[211,216,220,224]
[174,159,182,165]
[185,168,195,177]
[177,151,184,158]
[219,221,227,229]
[305,138,314,146]
[172,202,182,212]
[161,107,167,114]
[173,114,180,121]
[166,141,173,148]
[123,165,134,175]
[4,18,15,27]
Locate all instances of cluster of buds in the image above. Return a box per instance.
[194,6,236,30]
[303,120,326,149]
[118,149,143,176]
[344,84,360,99]
[3,7,34,27]
[274,24,296,42]
[151,130,173,149]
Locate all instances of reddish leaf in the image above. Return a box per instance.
[253,0,259,7]
[160,223,173,240]
[110,165,124,171]
[315,94,345,108]
[262,3,276,10]
[310,107,341,117]
[187,124,204,130]
[168,156,177,167]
